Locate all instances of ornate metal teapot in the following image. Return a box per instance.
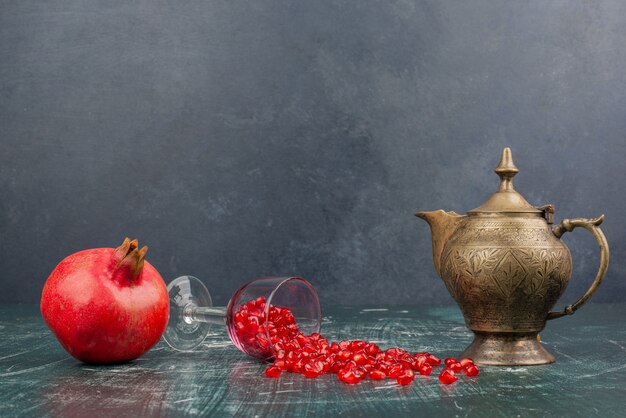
[416,148,609,365]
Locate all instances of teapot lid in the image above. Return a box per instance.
[468,147,541,214]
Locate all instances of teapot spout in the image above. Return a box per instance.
[415,210,465,275]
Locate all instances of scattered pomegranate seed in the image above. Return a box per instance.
[339,368,363,384]
[369,369,386,380]
[412,355,426,369]
[418,363,433,376]
[265,365,282,378]
[448,361,463,373]
[366,344,379,356]
[438,368,458,384]
[396,369,415,385]
[239,298,476,386]
[353,352,367,365]
[273,359,287,370]
[387,364,404,378]
[459,358,474,368]
[465,364,480,377]
[303,362,323,378]
[426,354,441,366]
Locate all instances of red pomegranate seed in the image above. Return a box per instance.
[303,363,322,378]
[399,360,413,370]
[396,369,415,385]
[426,354,441,366]
[366,344,379,356]
[459,358,474,368]
[338,368,362,384]
[465,364,480,377]
[354,367,367,378]
[449,361,463,373]
[246,316,260,332]
[418,363,433,376]
[329,361,343,373]
[411,355,427,370]
[235,321,246,332]
[386,348,405,359]
[350,341,367,351]
[284,341,299,352]
[336,364,349,376]
[256,333,270,349]
[376,362,390,373]
[387,364,404,378]
[293,359,305,373]
[444,357,457,366]
[273,360,287,370]
[353,353,367,366]
[265,366,282,378]
[438,369,458,384]
[330,360,346,373]
[369,369,386,380]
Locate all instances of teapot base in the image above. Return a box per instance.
[461,331,555,366]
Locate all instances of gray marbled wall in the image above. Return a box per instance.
[1,0,625,306]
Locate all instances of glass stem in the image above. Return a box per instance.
[184,305,227,326]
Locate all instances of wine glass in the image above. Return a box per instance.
[163,276,321,361]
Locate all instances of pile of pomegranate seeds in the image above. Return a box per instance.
[233,297,479,386]
[232,296,301,359]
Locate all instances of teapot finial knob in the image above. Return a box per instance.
[495,147,518,191]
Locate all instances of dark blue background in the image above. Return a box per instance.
[1,0,624,306]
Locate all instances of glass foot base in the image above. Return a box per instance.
[163,276,213,351]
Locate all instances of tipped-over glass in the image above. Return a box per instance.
[163,276,321,361]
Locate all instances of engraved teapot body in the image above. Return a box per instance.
[416,148,609,365]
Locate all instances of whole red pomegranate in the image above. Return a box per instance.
[41,238,169,364]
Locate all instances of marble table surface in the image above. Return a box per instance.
[1,303,625,417]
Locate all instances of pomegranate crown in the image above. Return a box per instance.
[114,237,148,281]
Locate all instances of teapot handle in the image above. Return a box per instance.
[547,215,610,320]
